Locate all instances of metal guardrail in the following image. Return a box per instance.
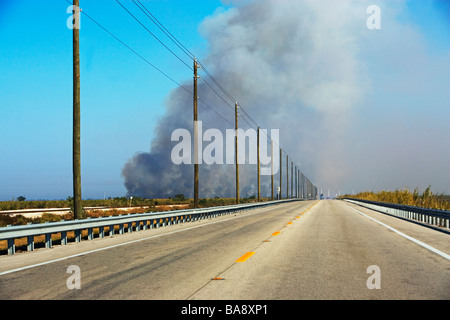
[343,198,450,232]
[0,199,301,255]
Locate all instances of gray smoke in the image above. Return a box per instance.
[121,0,399,198]
[122,0,370,198]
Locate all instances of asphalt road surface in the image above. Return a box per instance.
[0,200,448,300]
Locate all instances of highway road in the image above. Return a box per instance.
[0,200,449,300]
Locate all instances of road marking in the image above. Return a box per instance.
[287,222,293,225]
[301,201,319,215]
[272,231,281,236]
[0,201,313,276]
[345,203,450,261]
[236,252,255,262]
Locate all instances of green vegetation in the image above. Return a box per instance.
[341,186,449,211]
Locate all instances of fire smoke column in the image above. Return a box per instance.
[121,0,368,199]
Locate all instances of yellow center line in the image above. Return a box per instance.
[233,202,320,266]
[236,252,255,262]
[301,201,320,215]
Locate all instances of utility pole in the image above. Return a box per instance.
[295,166,298,198]
[235,102,239,204]
[279,149,282,200]
[286,155,289,199]
[193,58,199,208]
[302,173,305,199]
[291,161,294,198]
[271,140,274,201]
[72,0,84,220]
[300,172,303,199]
[257,126,260,202]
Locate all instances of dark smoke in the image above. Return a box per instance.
[122,0,371,198]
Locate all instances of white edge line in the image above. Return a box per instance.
[0,202,296,276]
[344,203,450,261]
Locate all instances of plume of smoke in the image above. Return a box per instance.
[122,0,372,199]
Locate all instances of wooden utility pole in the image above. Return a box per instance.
[279,149,282,200]
[235,102,240,204]
[294,166,297,198]
[72,0,85,219]
[257,126,260,202]
[271,140,274,201]
[291,161,293,198]
[301,172,304,199]
[286,155,289,199]
[193,58,199,208]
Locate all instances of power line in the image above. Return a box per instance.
[65,0,192,96]
[115,0,193,71]
[127,0,251,124]
[68,0,315,190]
[132,0,196,61]
[114,0,237,126]
[126,0,268,139]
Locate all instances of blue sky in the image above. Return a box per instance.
[0,0,449,201]
[0,0,225,200]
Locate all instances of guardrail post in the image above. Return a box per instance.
[27,235,34,251]
[75,230,82,242]
[7,238,15,255]
[0,200,298,256]
[61,232,67,245]
[108,225,114,236]
[99,227,105,238]
[45,234,52,249]
[88,228,94,240]
[343,198,450,231]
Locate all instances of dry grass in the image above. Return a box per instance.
[346,187,450,211]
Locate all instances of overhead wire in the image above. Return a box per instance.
[128,0,294,165]
[128,0,273,144]
[69,0,310,183]
[115,0,193,71]
[133,0,196,61]
[65,0,192,96]
[128,0,237,127]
